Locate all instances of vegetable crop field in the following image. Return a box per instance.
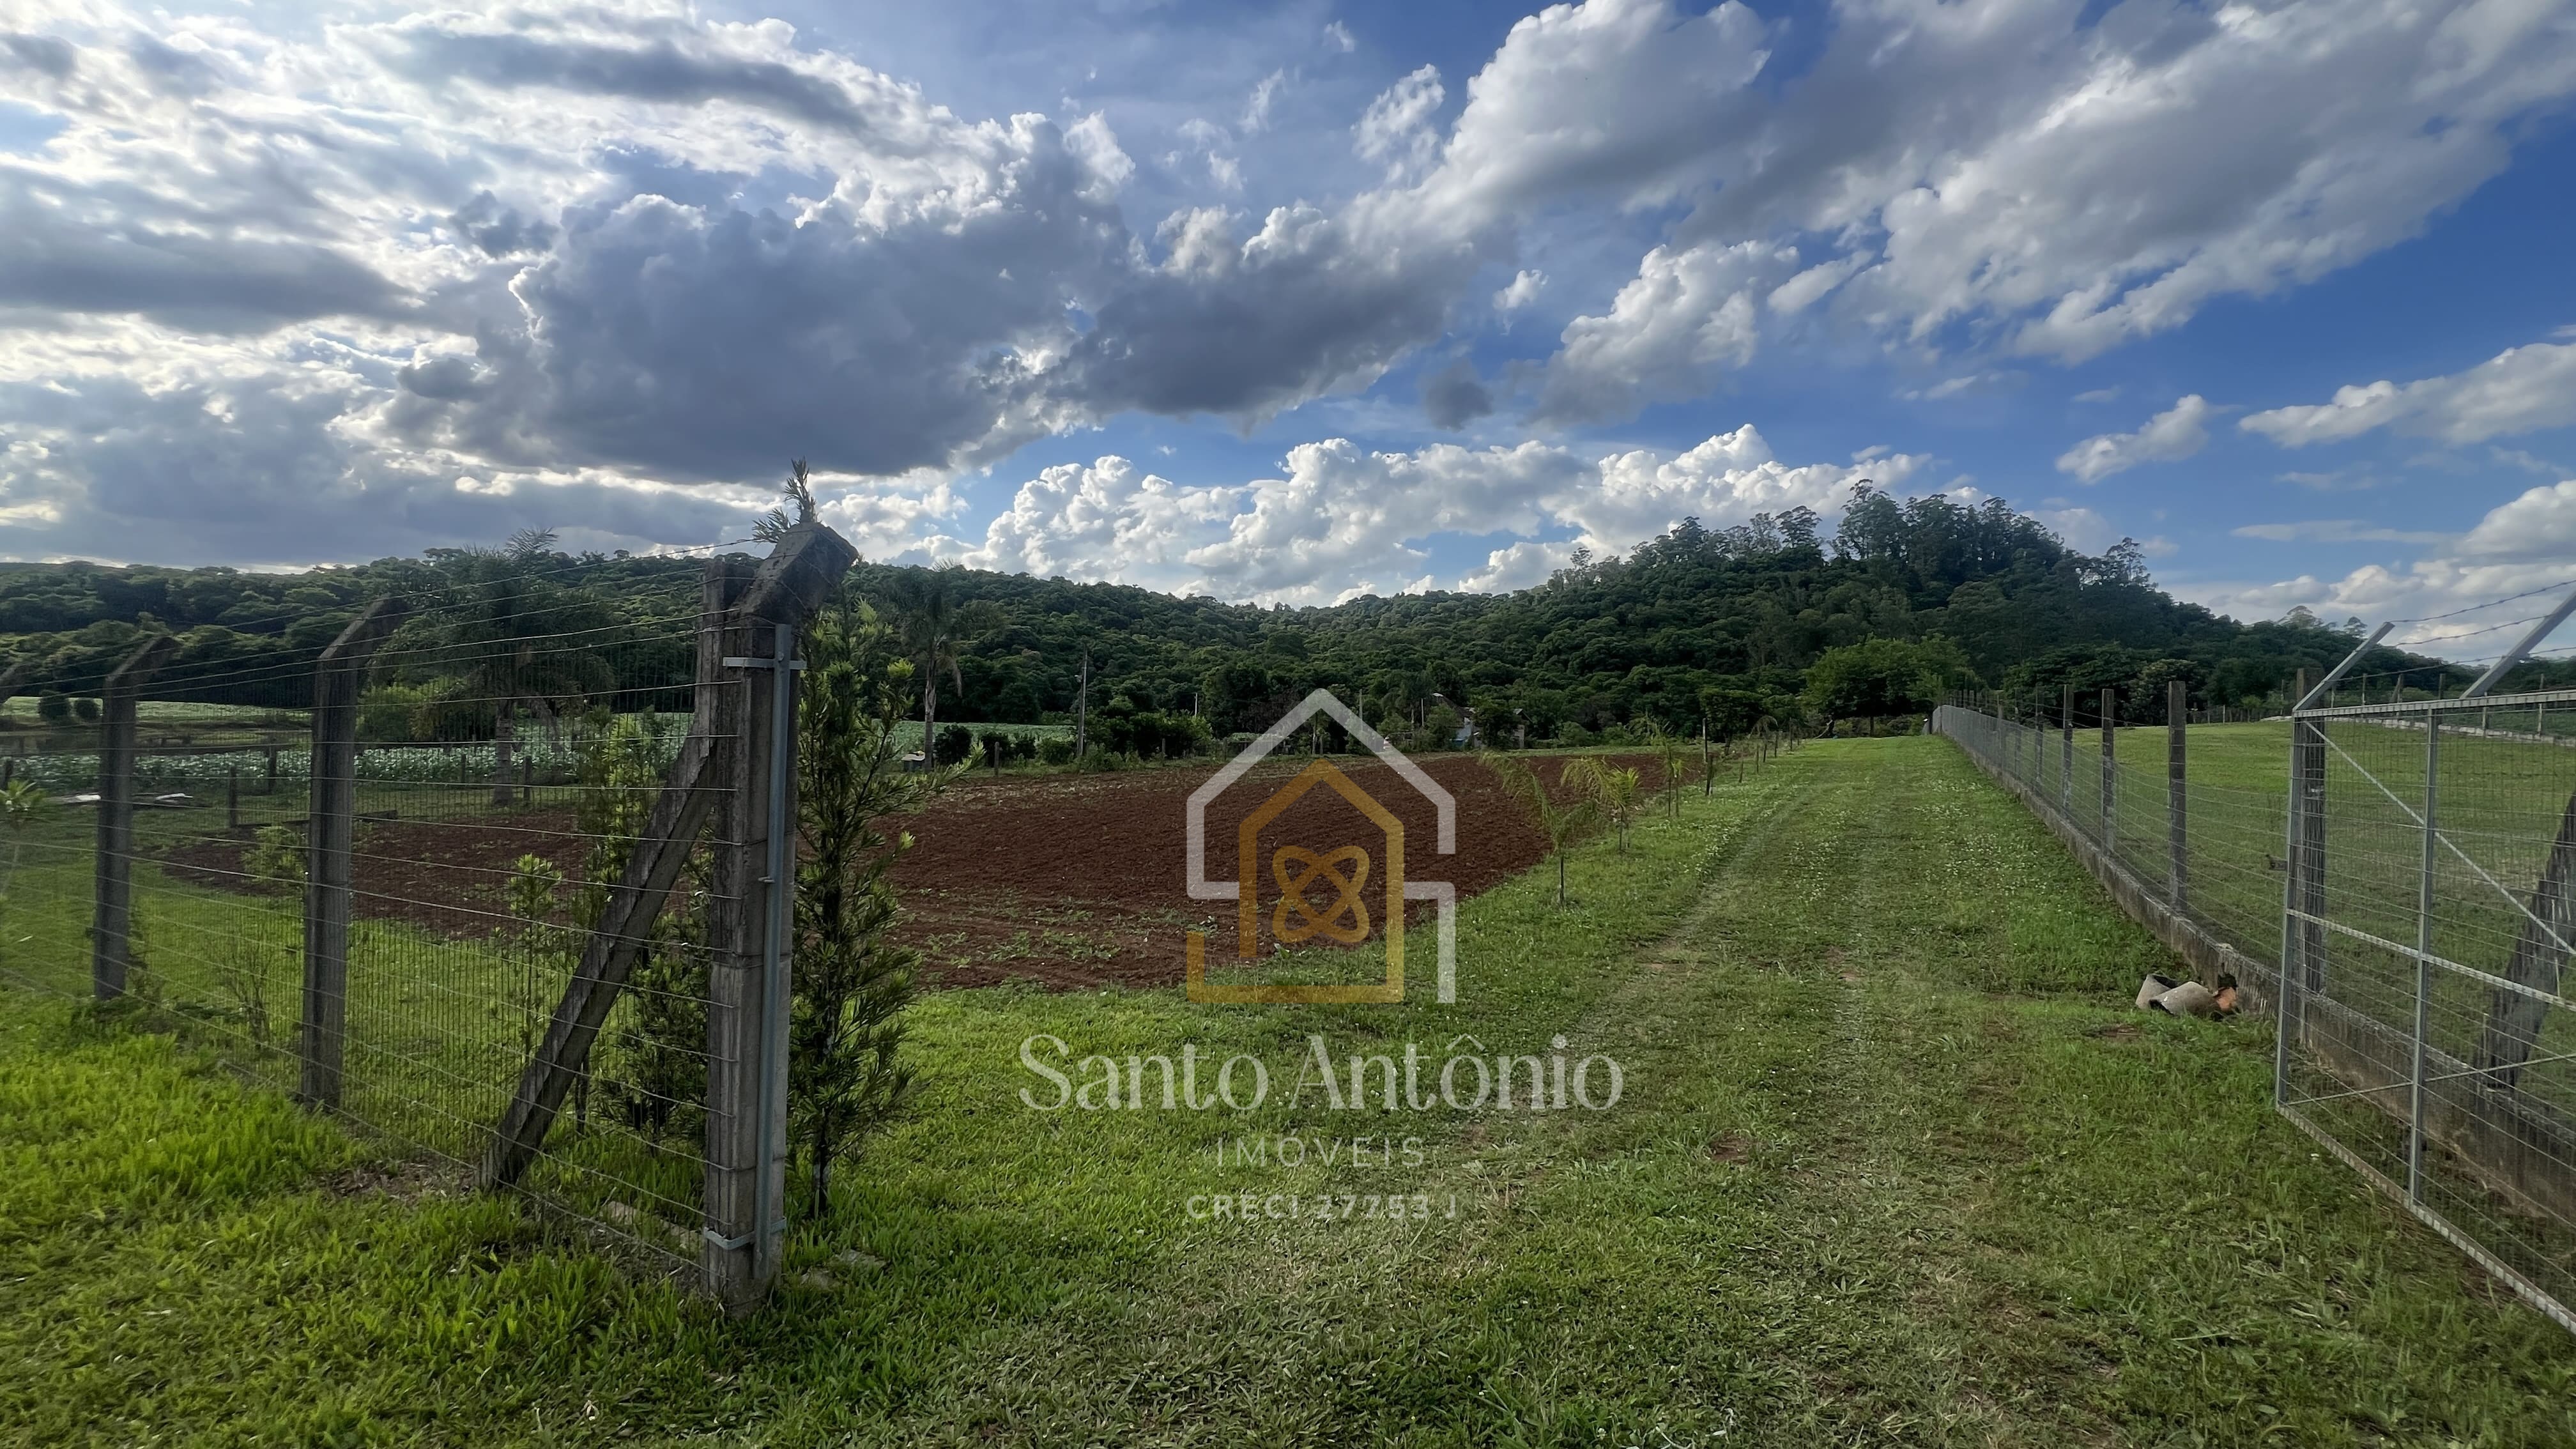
[7,736,2574,1445]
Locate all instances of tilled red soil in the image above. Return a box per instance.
[160,751,1670,991]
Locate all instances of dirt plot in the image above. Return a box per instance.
[162,810,594,939]
[893,751,1666,989]
[161,751,1673,990]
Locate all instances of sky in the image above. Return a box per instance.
[1,0,2573,657]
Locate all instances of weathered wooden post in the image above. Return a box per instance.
[299,599,405,1108]
[2166,679,2187,912]
[227,765,240,831]
[264,746,279,794]
[91,634,180,999]
[2099,687,2116,847]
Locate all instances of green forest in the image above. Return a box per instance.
[0,489,2533,744]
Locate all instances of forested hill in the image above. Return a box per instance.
[0,489,2489,734]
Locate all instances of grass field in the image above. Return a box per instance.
[7,736,2576,1445]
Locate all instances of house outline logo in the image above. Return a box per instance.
[1184,689,1457,1004]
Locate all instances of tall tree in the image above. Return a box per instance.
[788,586,943,1204]
[885,566,1005,756]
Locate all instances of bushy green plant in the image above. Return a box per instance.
[790,588,942,1205]
[245,824,305,893]
[35,691,68,724]
[1038,735,1076,767]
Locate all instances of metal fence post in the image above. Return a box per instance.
[2099,686,2116,847]
[2167,679,2187,912]
[2060,681,2074,817]
[91,634,180,999]
[2294,714,2328,995]
[299,599,404,1108]
[2410,707,2439,1204]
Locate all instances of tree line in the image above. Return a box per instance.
[0,487,2538,741]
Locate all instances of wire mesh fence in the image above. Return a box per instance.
[1935,687,2576,1333]
[0,527,854,1302]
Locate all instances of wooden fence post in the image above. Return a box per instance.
[704,526,853,1312]
[227,765,240,831]
[299,599,405,1108]
[91,634,180,999]
[2099,687,2116,847]
[2167,679,2188,913]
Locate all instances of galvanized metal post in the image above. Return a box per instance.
[2409,707,2439,1204]
[2275,708,2301,1110]
[2059,681,2074,818]
[2099,687,2116,847]
[2167,680,2187,912]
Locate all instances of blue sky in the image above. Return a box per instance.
[1,0,2572,652]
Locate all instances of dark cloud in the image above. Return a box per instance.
[2,33,75,79]
[405,158,1130,480]
[448,190,557,257]
[1420,357,1492,429]
[1064,208,1483,421]
[381,26,903,146]
[0,375,749,566]
[0,178,404,332]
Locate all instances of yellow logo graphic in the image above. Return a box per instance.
[1188,758,1407,1003]
[1184,690,1456,1004]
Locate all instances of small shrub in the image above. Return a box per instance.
[36,692,69,724]
[1038,736,1076,767]
[934,722,975,765]
[73,698,100,724]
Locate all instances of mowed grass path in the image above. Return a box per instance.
[6,737,2575,1445]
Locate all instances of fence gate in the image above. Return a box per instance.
[2277,687,2576,1331]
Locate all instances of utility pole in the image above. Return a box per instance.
[1073,647,1089,761]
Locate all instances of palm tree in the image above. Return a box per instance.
[887,567,1004,761]
[1566,756,1644,853]
[1480,752,1601,907]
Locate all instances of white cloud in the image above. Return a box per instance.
[1457,539,1573,592]
[2055,395,2212,484]
[2240,341,2576,447]
[1535,241,1795,424]
[2181,479,2576,652]
[1323,21,1356,54]
[961,424,1922,604]
[2230,519,2453,544]
[1354,64,1445,174]
[1493,268,1545,312]
[1243,70,1286,133]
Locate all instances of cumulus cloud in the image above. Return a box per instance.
[960,424,1922,603]
[1535,242,1794,424]
[1354,65,1444,174]
[2230,519,2452,545]
[2055,395,2212,484]
[2240,341,2576,448]
[3,0,2572,566]
[1531,0,2576,420]
[2179,479,2576,652]
[1493,268,1545,312]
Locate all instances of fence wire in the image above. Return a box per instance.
[1936,690,2576,1334]
[0,549,751,1276]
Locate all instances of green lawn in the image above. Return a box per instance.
[6,737,2573,1445]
